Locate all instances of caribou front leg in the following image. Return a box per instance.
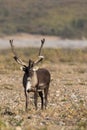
[44,87,49,109]
[24,89,28,111]
[39,91,43,110]
[34,91,38,110]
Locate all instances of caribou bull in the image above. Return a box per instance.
[10,39,51,111]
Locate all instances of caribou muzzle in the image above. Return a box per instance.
[27,89,35,93]
[26,78,36,93]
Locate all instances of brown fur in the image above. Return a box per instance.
[23,62,51,110]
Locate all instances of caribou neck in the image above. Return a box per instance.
[31,69,38,88]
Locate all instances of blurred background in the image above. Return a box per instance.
[0,0,87,48]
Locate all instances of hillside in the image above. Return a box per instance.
[0,0,87,38]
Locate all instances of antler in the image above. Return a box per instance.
[38,38,45,56]
[9,40,27,67]
[34,38,45,65]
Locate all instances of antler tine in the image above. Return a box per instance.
[9,40,27,67]
[9,39,18,57]
[34,38,45,65]
[38,38,45,56]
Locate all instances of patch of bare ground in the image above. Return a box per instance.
[0,62,87,130]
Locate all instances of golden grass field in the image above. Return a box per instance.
[0,48,87,130]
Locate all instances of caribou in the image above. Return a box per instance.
[9,39,51,111]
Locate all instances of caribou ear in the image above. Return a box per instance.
[20,66,23,71]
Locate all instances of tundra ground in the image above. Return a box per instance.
[0,60,87,130]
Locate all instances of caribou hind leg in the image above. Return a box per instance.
[39,91,43,110]
[44,86,49,109]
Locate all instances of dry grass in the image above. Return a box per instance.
[0,48,87,130]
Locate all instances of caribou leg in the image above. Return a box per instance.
[44,86,49,109]
[39,91,43,110]
[24,89,28,111]
[34,91,38,110]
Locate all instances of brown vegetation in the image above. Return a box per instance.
[0,48,87,130]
